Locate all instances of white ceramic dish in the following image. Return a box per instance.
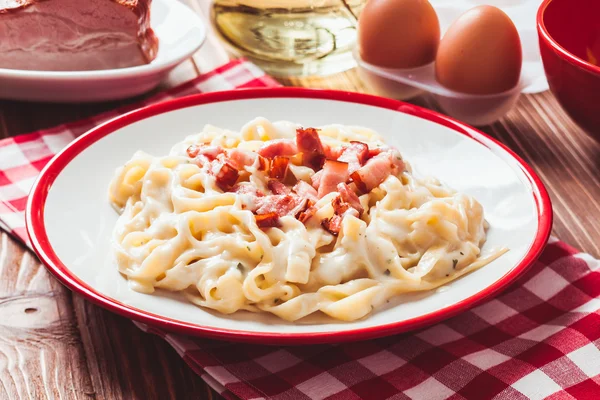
[26,89,552,344]
[0,0,206,103]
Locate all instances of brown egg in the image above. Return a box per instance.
[358,0,440,69]
[435,6,522,94]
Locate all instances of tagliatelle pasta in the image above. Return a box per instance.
[108,118,507,322]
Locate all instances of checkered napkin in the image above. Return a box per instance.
[1,60,599,400]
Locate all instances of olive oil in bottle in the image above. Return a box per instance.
[211,0,366,76]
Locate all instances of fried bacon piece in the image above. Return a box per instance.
[227,148,257,170]
[214,161,239,191]
[301,152,326,171]
[350,151,402,194]
[350,170,367,194]
[296,127,324,154]
[255,195,301,216]
[294,199,316,223]
[317,160,349,198]
[296,127,326,170]
[297,207,317,224]
[255,212,280,228]
[323,143,343,160]
[230,183,264,197]
[338,141,369,173]
[338,183,363,215]
[321,214,343,236]
[367,147,383,159]
[258,139,297,158]
[293,180,318,201]
[321,204,360,235]
[311,169,323,190]
[331,195,350,215]
[186,144,200,158]
[267,179,291,195]
[257,155,270,172]
[187,144,223,161]
[270,156,289,180]
[321,184,363,235]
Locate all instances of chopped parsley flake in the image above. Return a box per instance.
[246,246,251,252]
[452,259,458,269]
[386,259,392,264]
[273,298,280,304]
[237,263,244,271]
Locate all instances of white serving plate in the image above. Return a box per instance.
[26,89,552,344]
[0,0,206,102]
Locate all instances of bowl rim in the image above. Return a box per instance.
[537,0,600,75]
[25,87,553,345]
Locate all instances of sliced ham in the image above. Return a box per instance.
[337,183,364,215]
[293,180,318,202]
[258,139,297,159]
[255,213,280,228]
[350,151,403,193]
[296,127,325,170]
[269,156,289,180]
[0,0,158,71]
[338,141,369,173]
[317,160,349,198]
[267,180,291,195]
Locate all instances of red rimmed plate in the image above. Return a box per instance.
[26,88,552,344]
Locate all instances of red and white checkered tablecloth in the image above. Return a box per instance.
[1,60,599,400]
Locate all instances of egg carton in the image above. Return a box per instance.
[355,0,547,125]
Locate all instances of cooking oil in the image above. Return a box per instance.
[211,0,366,76]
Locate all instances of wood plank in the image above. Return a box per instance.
[0,231,93,400]
[0,230,213,400]
[73,296,209,399]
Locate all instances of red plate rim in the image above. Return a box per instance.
[26,87,553,345]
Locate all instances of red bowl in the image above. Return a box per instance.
[537,0,600,140]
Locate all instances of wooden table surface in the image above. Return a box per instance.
[1,2,600,399]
